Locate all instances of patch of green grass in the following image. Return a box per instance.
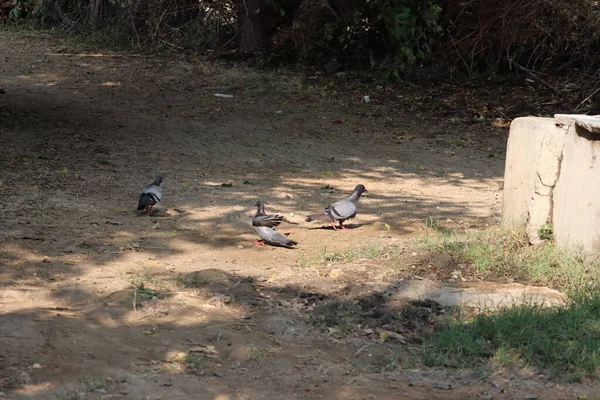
[414,226,597,293]
[423,292,600,379]
[301,241,391,266]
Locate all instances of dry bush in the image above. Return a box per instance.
[435,0,600,76]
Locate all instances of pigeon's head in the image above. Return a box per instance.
[255,200,267,208]
[154,176,163,185]
[354,184,367,194]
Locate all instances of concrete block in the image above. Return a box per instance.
[502,117,567,244]
[503,114,600,256]
[553,125,600,255]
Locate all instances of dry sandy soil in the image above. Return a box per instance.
[0,29,597,399]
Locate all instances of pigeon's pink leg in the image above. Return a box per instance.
[340,225,349,230]
[330,221,338,231]
[255,240,265,246]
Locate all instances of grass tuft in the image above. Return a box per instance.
[299,241,394,266]
[423,291,600,379]
[414,226,598,293]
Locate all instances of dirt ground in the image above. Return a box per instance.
[1,29,597,399]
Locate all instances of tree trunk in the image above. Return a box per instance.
[88,0,103,29]
[238,0,275,55]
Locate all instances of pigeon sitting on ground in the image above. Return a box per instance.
[305,184,367,230]
[252,200,298,248]
[137,176,163,213]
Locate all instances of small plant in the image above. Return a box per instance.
[125,268,157,289]
[247,343,263,360]
[537,223,553,241]
[135,287,160,299]
[424,216,439,230]
[58,167,69,181]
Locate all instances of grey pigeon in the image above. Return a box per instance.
[305,184,367,230]
[252,200,298,248]
[137,176,163,212]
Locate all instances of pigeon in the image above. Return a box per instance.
[252,200,298,248]
[305,184,367,230]
[137,176,163,213]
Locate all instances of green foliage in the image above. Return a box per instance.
[1,0,36,23]
[423,291,600,379]
[377,0,442,78]
[537,223,553,241]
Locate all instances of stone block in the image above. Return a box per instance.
[503,114,600,256]
[502,117,567,244]
[553,124,600,255]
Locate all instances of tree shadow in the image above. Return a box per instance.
[0,36,515,398]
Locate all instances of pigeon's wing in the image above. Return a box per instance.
[253,226,297,248]
[325,199,357,220]
[145,184,163,203]
[138,183,163,210]
[252,214,284,228]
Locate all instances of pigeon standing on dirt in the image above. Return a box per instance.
[305,184,368,230]
[137,176,163,213]
[252,200,298,248]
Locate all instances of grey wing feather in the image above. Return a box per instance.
[326,199,356,220]
[252,214,297,228]
[252,214,283,228]
[142,184,163,202]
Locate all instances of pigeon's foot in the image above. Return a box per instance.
[255,240,265,246]
[340,225,349,231]
[330,221,338,231]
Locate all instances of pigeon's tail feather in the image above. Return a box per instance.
[305,213,330,222]
[278,237,298,248]
[138,193,157,210]
[282,218,299,225]
[282,240,298,249]
[137,195,151,210]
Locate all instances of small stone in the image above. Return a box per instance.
[237,245,244,249]
[16,371,31,385]
[256,276,268,282]
[32,363,42,369]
